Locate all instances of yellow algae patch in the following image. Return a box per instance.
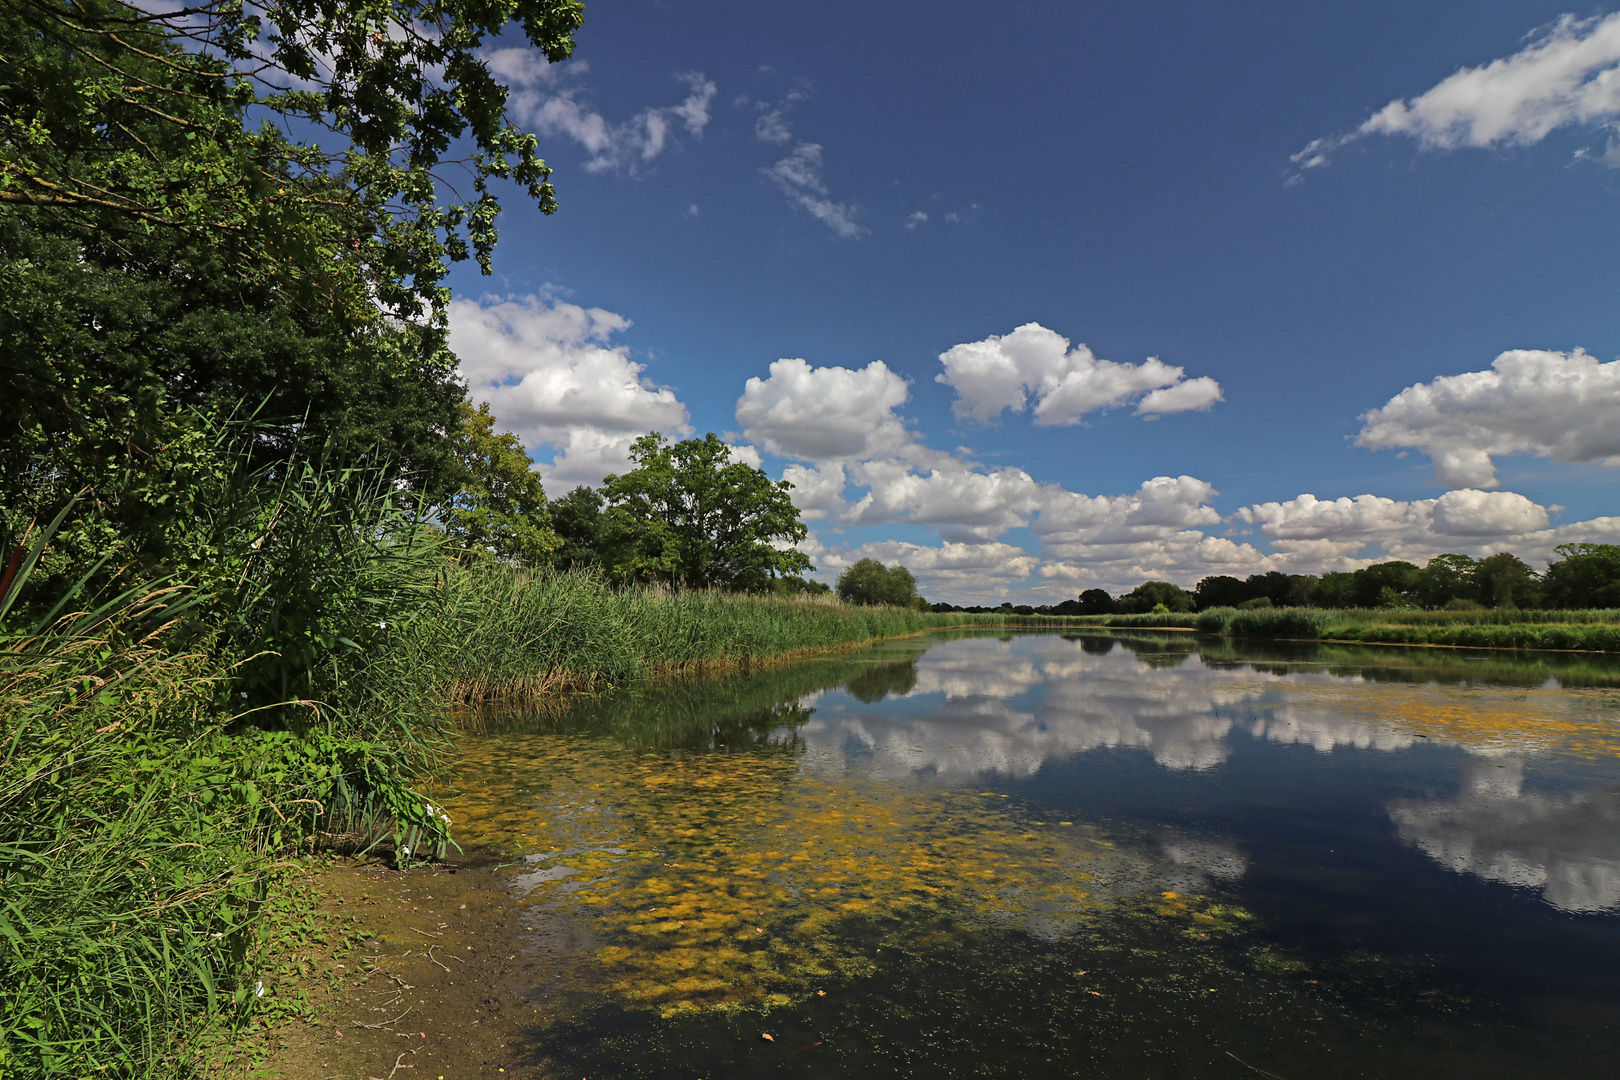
[1254,680,1620,762]
[439,732,1238,1016]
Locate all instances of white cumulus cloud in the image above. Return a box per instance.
[1356,348,1620,487]
[736,358,915,460]
[780,462,850,522]
[762,142,866,238]
[1292,13,1620,176]
[1231,488,1620,568]
[486,50,716,174]
[814,538,1042,601]
[846,460,1043,542]
[450,294,691,489]
[936,323,1222,425]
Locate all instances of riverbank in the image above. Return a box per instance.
[0,560,1022,1079]
[1064,606,1620,652]
[221,853,565,1079]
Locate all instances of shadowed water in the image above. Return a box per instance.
[437,630,1620,1078]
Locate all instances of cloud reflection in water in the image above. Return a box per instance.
[800,634,1620,913]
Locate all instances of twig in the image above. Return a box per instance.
[352,1006,413,1031]
[1224,1051,1290,1080]
[425,945,449,972]
[408,926,442,938]
[371,1052,415,1080]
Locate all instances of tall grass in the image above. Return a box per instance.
[0,585,265,1076]
[1187,606,1620,651]
[412,565,979,703]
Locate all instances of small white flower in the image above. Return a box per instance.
[254,980,264,998]
[400,845,410,855]
[376,620,388,629]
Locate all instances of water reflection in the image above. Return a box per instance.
[1390,757,1620,913]
[447,630,1620,1079]
[782,633,1620,915]
[799,634,1620,780]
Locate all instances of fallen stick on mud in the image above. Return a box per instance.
[352,1006,413,1031]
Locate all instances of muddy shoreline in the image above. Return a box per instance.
[258,852,598,1080]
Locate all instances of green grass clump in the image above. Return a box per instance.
[409,564,998,702]
[1319,618,1620,652]
[1063,612,1201,629]
[1074,606,1620,651]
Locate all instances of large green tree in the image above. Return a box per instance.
[601,433,813,591]
[1116,580,1194,613]
[1413,554,1480,609]
[442,400,559,566]
[1476,551,1538,609]
[836,559,921,608]
[548,484,608,571]
[1542,544,1620,609]
[1,0,583,578]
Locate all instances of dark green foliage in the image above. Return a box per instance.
[1310,572,1357,609]
[602,433,813,590]
[1194,573,1315,610]
[1476,552,1539,608]
[1076,588,1115,615]
[550,485,608,570]
[837,558,923,608]
[1411,554,1479,609]
[1,0,584,314]
[1351,561,1421,607]
[1541,544,1620,609]
[0,221,466,590]
[443,400,560,566]
[1,0,587,595]
[1193,576,1247,610]
[1116,580,1195,614]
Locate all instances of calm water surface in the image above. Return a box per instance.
[439,631,1620,1078]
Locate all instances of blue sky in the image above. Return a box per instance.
[449,1,1620,602]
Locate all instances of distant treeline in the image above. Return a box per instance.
[931,545,1620,615]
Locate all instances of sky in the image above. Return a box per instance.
[446,0,1620,604]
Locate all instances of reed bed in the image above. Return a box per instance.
[1058,607,1620,651]
[412,564,993,704]
[1190,607,1620,651]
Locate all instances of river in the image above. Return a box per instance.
[437,629,1620,1078]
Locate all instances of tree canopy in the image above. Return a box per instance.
[1116,580,1194,614]
[836,559,922,608]
[2,0,583,313]
[1542,544,1620,609]
[442,400,559,566]
[601,433,813,591]
[2,0,583,586]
